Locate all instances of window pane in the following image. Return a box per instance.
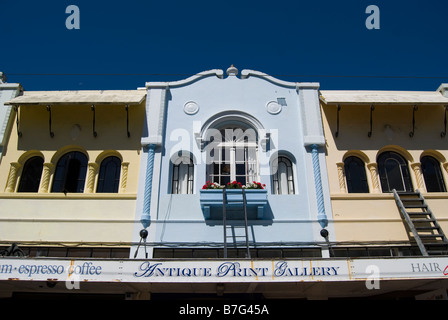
[171,156,194,194]
[344,156,369,193]
[421,156,446,192]
[272,156,294,194]
[378,152,413,193]
[97,156,121,193]
[52,152,87,193]
[18,156,44,192]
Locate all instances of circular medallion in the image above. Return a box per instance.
[266,101,282,115]
[184,101,199,115]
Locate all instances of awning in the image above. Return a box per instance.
[320,90,448,105]
[5,90,147,105]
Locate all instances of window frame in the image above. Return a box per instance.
[344,156,369,193]
[377,151,413,193]
[51,151,88,193]
[171,155,194,194]
[206,126,258,186]
[96,156,122,193]
[272,156,295,195]
[420,155,447,192]
[17,156,44,193]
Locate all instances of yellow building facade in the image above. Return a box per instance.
[1,90,146,257]
[321,87,448,256]
[0,72,447,301]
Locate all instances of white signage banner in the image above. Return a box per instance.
[1,257,447,283]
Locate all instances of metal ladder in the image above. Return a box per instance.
[393,189,448,256]
[223,188,251,258]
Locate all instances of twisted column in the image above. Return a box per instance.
[311,144,328,228]
[39,163,54,193]
[141,144,156,228]
[85,162,99,193]
[120,162,129,193]
[411,162,425,192]
[336,162,347,193]
[367,163,381,193]
[5,162,21,192]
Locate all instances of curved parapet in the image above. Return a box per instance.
[145,69,224,89]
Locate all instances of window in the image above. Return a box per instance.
[97,156,121,193]
[206,126,257,186]
[17,156,44,192]
[51,151,88,193]
[421,156,446,192]
[272,156,295,194]
[171,155,194,194]
[344,156,369,193]
[377,151,413,193]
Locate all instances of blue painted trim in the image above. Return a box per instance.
[310,144,328,228]
[140,144,156,228]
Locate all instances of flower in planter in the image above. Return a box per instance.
[202,181,223,189]
[226,181,243,189]
[243,181,266,189]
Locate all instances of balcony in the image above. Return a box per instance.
[200,189,268,220]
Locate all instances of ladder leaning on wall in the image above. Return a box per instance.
[393,189,448,256]
[222,188,251,259]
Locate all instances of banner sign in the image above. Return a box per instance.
[1,257,448,283]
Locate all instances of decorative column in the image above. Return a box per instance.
[85,162,99,193]
[367,163,381,193]
[311,144,328,229]
[411,162,425,192]
[5,162,21,192]
[39,163,54,193]
[336,162,347,193]
[120,162,130,193]
[141,144,156,228]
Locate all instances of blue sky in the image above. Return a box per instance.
[1,0,447,91]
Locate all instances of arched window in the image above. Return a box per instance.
[272,156,295,194]
[51,151,88,193]
[206,125,258,186]
[377,151,413,193]
[421,156,446,192]
[17,156,44,192]
[171,155,194,194]
[344,156,369,193]
[97,156,121,193]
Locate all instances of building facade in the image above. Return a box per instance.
[0,68,447,300]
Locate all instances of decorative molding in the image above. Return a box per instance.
[141,144,156,228]
[411,162,426,192]
[39,163,54,193]
[85,162,99,193]
[367,163,381,193]
[336,162,347,193]
[120,162,130,193]
[145,69,224,89]
[183,101,199,115]
[5,162,21,193]
[266,101,282,115]
[310,144,328,229]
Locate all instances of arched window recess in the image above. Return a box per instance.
[377,151,413,193]
[171,153,194,194]
[421,155,447,193]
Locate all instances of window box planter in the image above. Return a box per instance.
[200,189,268,220]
